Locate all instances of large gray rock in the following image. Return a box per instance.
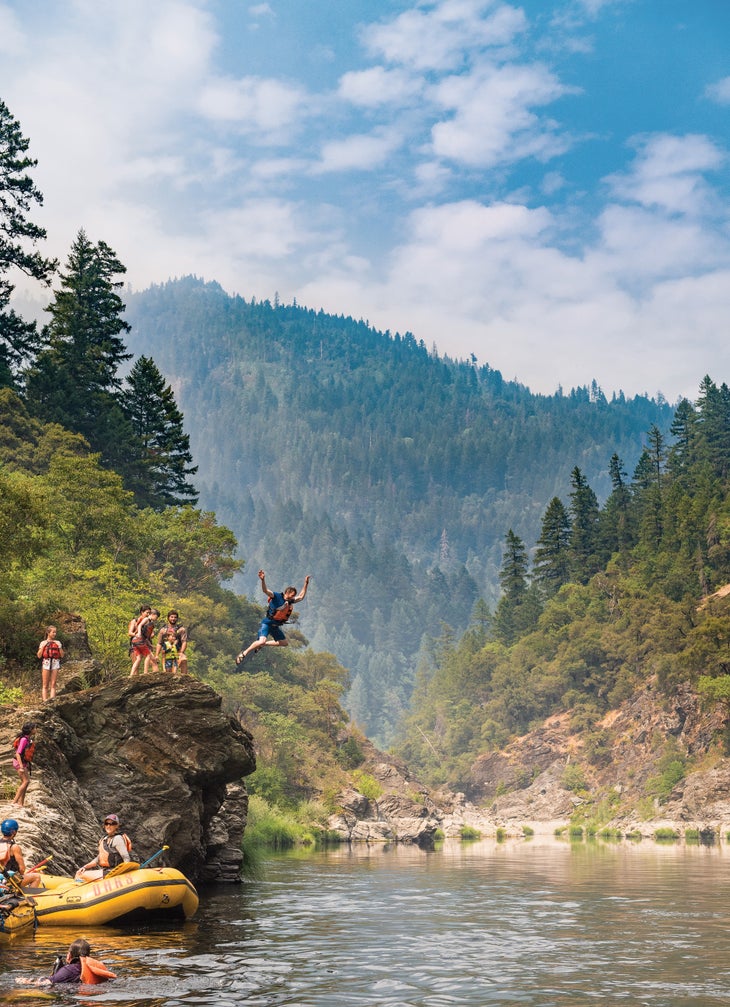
[1,675,256,883]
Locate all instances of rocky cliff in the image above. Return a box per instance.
[327,678,730,844]
[1,620,256,883]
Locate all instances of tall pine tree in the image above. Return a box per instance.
[26,230,132,470]
[124,355,198,508]
[0,100,57,387]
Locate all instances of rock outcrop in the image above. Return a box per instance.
[1,667,256,883]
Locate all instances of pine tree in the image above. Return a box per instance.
[568,466,601,582]
[533,496,571,596]
[124,355,198,508]
[493,529,535,644]
[0,100,57,386]
[26,230,131,468]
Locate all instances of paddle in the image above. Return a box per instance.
[27,855,52,873]
[139,845,169,869]
[104,845,169,878]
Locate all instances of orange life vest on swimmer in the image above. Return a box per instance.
[80,956,117,984]
[98,833,133,869]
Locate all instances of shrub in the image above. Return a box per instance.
[569,825,584,839]
[599,828,622,841]
[562,763,588,793]
[352,770,382,801]
[0,680,22,705]
[244,794,305,850]
[459,825,481,841]
[522,825,534,837]
[654,827,679,842]
[684,828,700,844]
[496,827,506,842]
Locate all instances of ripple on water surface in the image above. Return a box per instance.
[3,840,730,1006]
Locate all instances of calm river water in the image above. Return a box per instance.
[3,838,730,1006]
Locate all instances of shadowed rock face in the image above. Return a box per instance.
[1,675,256,883]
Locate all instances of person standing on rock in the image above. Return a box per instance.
[129,608,160,676]
[11,723,36,807]
[75,814,132,882]
[37,625,64,702]
[235,569,311,666]
[155,610,188,674]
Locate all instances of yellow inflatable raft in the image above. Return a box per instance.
[30,864,198,926]
[0,894,36,936]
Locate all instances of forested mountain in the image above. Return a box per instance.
[396,376,730,794]
[124,277,673,742]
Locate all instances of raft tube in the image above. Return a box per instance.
[0,895,36,937]
[30,866,198,926]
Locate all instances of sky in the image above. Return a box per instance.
[1,0,729,401]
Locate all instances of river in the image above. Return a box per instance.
[2,838,730,1006]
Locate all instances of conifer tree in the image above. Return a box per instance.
[26,230,131,469]
[568,466,601,582]
[533,496,571,595]
[124,355,198,508]
[493,529,535,644]
[0,100,57,387]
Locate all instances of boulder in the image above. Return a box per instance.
[0,674,256,883]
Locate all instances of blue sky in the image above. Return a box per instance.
[1,0,729,400]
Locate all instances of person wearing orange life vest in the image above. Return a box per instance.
[15,938,116,986]
[75,814,132,882]
[235,569,311,666]
[37,625,64,702]
[0,818,42,888]
[11,722,36,807]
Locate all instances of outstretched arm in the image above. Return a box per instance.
[258,569,274,600]
[295,575,311,603]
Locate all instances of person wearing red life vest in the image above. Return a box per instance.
[11,722,36,807]
[37,625,64,701]
[236,569,310,666]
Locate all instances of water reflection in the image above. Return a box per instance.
[2,839,730,1006]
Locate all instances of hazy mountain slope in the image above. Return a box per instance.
[124,277,673,742]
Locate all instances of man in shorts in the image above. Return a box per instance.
[236,569,310,666]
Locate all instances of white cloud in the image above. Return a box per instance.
[196,76,309,138]
[362,0,527,72]
[430,63,573,167]
[705,76,730,105]
[338,66,423,108]
[314,130,403,173]
[606,134,726,216]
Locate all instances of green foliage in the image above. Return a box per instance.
[0,680,22,704]
[495,827,506,842]
[654,827,680,842]
[0,99,57,386]
[243,794,307,849]
[124,278,673,742]
[685,828,700,844]
[352,770,382,801]
[521,825,534,837]
[562,764,588,793]
[646,751,686,804]
[459,825,481,841]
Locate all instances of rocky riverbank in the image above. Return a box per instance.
[1,627,255,883]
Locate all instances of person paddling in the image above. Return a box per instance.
[235,569,310,666]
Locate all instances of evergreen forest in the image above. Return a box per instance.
[4,95,730,827]
[124,277,673,741]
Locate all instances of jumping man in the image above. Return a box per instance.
[236,569,310,666]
